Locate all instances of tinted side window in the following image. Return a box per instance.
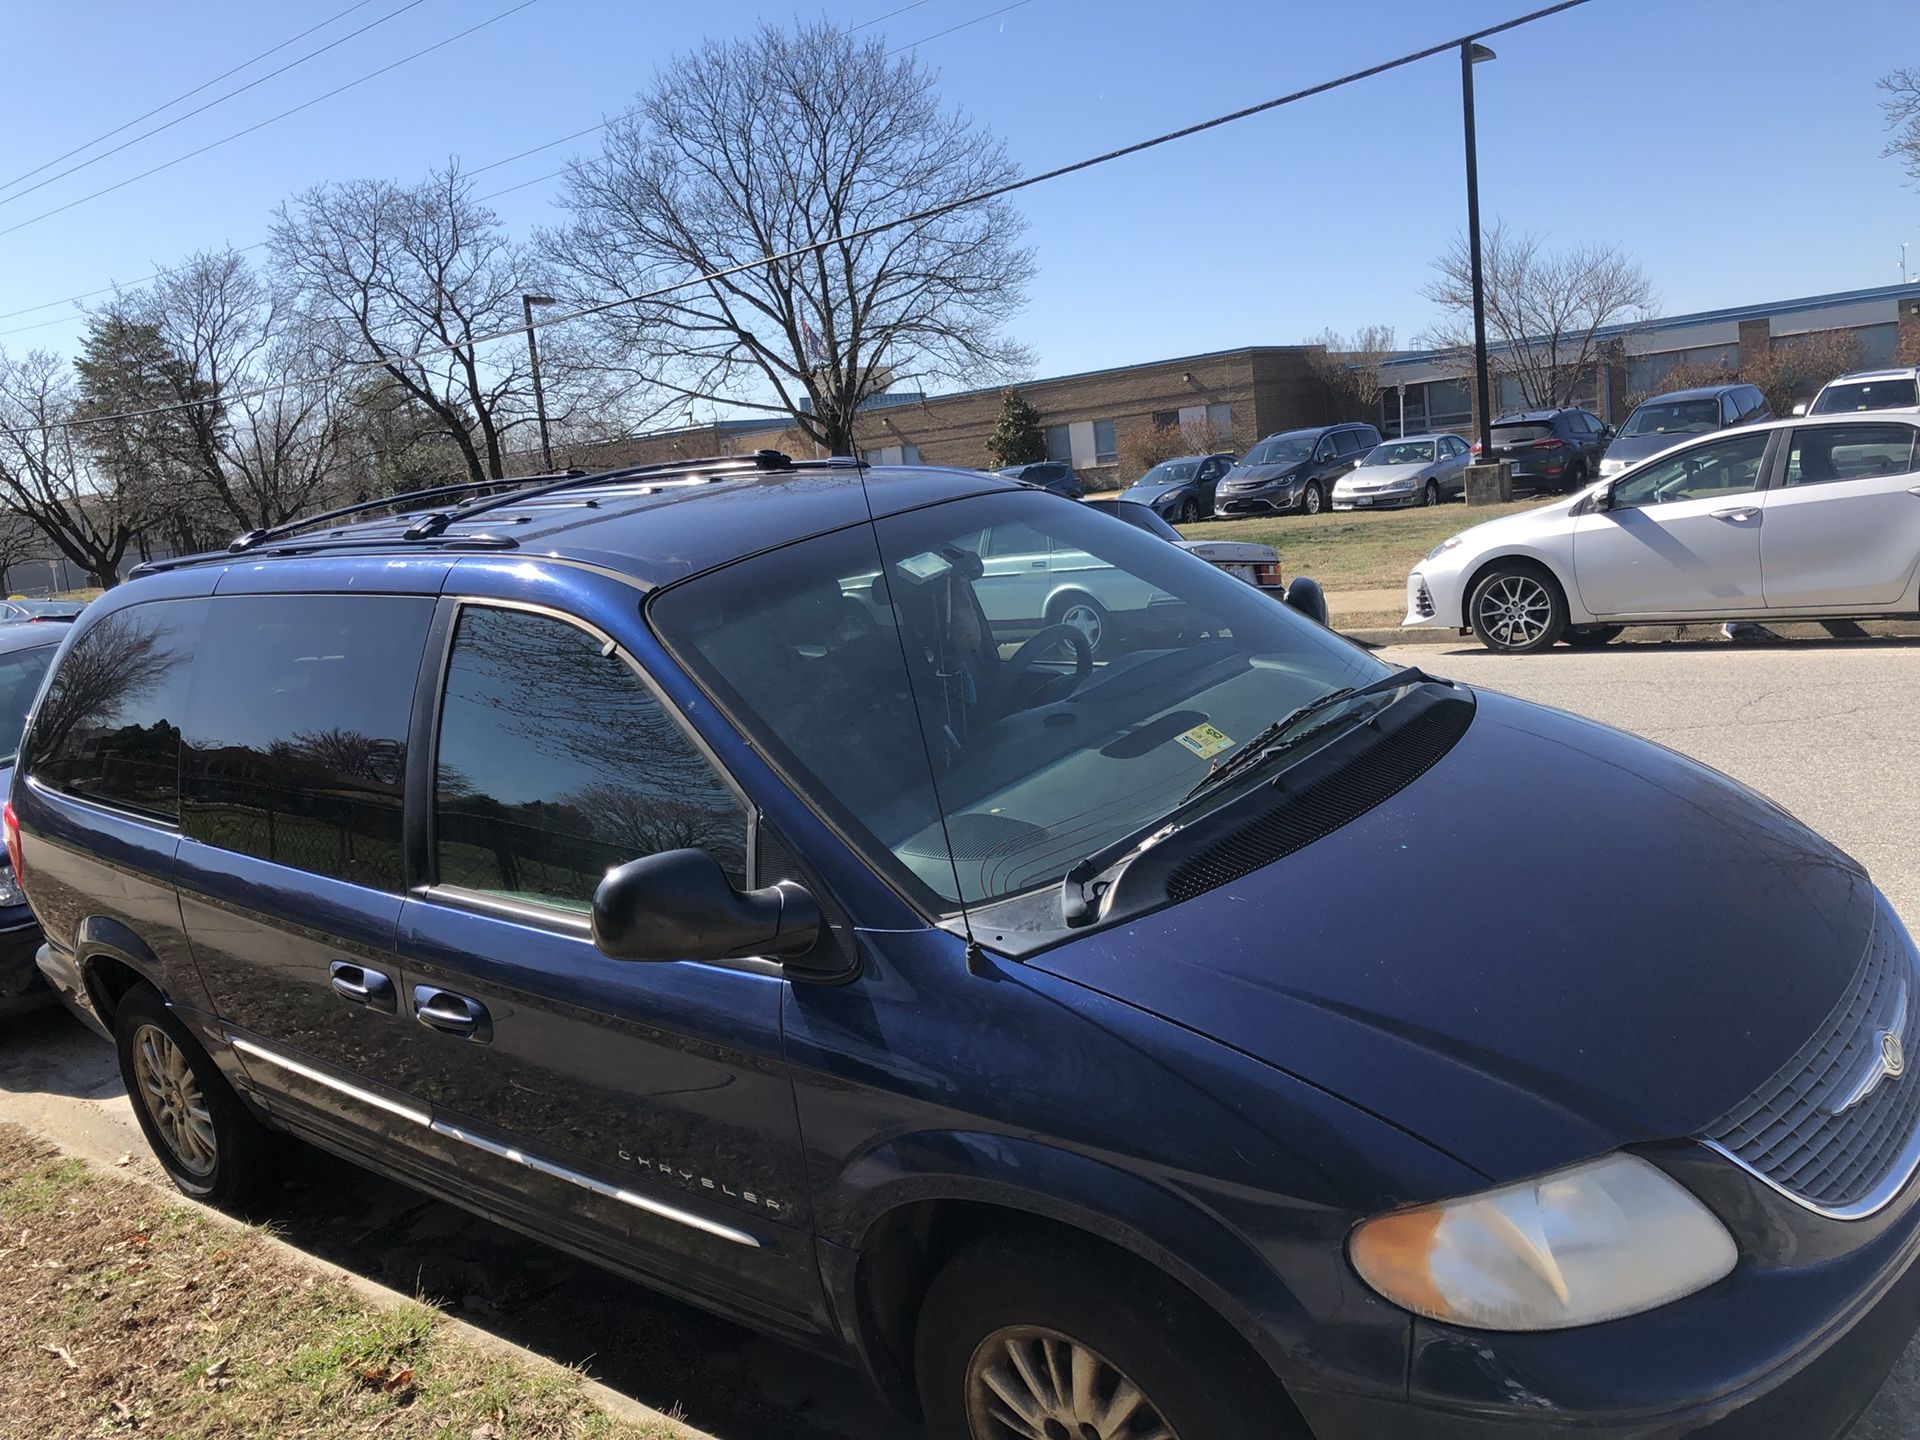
[27,600,204,819]
[1332,429,1363,456]
[1721,394,1740,425]
[1783,424,1919,487]
[434,606,748,910]
[177,595,432,889]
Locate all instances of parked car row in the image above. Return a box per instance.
[12,452,1920,1440]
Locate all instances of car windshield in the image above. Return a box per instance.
[0,644,56,765]
[1621,399,1721,436]
[1362,441,1434,466]
[1241,434,1315,466]
[652,492,1380,912]
[1137,460,1200,486]
[1811,379,1919,414]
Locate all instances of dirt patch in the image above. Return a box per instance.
[0,1123,686,1440]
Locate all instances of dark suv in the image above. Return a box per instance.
[995,460,1083,499]
[15,454,1920,1440]
[1475,407,1610,492]
[1213,422,1381,517]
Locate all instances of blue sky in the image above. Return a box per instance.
[2,0,1916,394]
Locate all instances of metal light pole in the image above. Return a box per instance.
[522,293,556,472]
[1460,42,1496,460]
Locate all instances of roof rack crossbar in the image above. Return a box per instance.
[227,471,589,554]
[401,450,794,540]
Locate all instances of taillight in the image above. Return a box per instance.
[1254,562,1284,588]
[3,799,22,883]
[1470,440,1483,456]
[1529,438,1565,450]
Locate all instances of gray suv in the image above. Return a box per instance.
[1212,423,1382,517]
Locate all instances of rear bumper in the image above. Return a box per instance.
[0,912,48,1016]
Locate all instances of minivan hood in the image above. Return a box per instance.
[1221,463,1302,487]
[1604,431,1698,467]
[1030,690,1876,1182]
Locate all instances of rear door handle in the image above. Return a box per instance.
[413,985,492,1043]
[1908,485,1920,496]
[329,961,396,1014]
[1710,506,1760,522]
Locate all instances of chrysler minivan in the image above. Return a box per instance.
[13,454,1920,1439]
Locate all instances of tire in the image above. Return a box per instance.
[1563,624,1624,648]
[115,983,274,1205]
[1467,563,1567,653]
[1300,482,1325,516]
[1563,461,1587,494]
[1177,497,1200,524]
[1283,576,1329,627]
[1047,592,1111,657]
[915,1234,1298,1440]
[1422,479,1441,507]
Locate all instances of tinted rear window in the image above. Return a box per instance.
[177,595,433,889]
[1811,379,1918,414]
[0,644,58,766]
[1492,423,1554,443]
[27,599,206,820]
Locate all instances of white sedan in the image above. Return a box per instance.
[1405,410,1920,652]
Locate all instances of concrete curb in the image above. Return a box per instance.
[1340,619,1920,649]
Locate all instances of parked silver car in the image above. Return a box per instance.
[1332,435,1471,510]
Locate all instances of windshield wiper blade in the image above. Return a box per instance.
[1181,666,1434,804]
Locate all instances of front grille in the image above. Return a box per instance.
[1413,579,1435,619]
[1705,901,1920,1213]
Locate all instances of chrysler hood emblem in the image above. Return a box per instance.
[1831,983,1909,1115]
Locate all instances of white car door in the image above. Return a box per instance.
[1758,420,1920,610]
[1570,430,1773,618]
[974,518,1055,630]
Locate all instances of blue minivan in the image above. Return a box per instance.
[12,454,1920,1439]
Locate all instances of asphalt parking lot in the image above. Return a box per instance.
[2,634,1917,1439]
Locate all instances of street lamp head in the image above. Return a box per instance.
[1467,42,1496,64]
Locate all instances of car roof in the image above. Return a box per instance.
[1140,453,1229,466]
[1493,408,1583,423]
[1374,433,1451,443]
[1821,368,1920,384]
[131,454,1014,592]
[1635,384,1746,403]
[0,619,69,654]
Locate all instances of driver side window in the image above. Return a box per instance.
[1610,432,1770,510]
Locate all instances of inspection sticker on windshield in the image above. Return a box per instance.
[1175,722,1233,760]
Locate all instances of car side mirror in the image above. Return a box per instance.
[593,848,822,964]
[1591,483,1613,512]
[1600,425,1615,441]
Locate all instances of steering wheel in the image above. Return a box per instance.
[993,623,1093,714]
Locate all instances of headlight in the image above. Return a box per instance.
[1599,458,1626,477]
[1386,479,1416,491]
[1426,535,1464,562]
[0,861,23,907]
[1349,1153,1735,1331]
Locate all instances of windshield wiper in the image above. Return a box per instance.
[1180,666,1434,804]
[1059,666,1438,926]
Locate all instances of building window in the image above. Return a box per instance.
[1046,425,1072,463]
[1151,410,1179,430]
[1205,403,1233,444]
[1093,419,1117,465]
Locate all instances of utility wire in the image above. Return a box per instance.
[854,0,934,29]
[0,0,383,197]
[888,0,1036,55]
[9,0,1594,434]
[0,0,543,242]
[0,0,432,208]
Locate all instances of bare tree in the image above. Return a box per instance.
[0,350,161,588]
[546,19,1036,456]
[1882,68,1920,187]
[1743,329,1863,418]
[270,161,544,484]
[1305,325,1396,424]
[1117,418,1227,482]
[1421,222,1655,412]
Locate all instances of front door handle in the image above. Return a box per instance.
[1710,506,1760,522]
[413,985,492,1043]
[1907,484,1920,497]
[329,961,396,1014]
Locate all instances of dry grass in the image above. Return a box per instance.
[1179,498,1548,594]
[0,1124,686,1440]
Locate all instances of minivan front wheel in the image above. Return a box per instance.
[115,984,273,1205]
[1468,564,1566,653]
[916,1235,1296,1440]
[1299,482,1324,516]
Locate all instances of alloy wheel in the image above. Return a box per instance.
[1178,499,1198,523]
[1058,604,1102,651]
[1476,574,1553,649]
[132,1024,217,1177]
[1423,480,1440,506]
[965,1325,1180,1440]
[1302,485,1322,515]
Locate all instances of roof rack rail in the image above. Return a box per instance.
[227,471,587,554]
[400,450,794,539]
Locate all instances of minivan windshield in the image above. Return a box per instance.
[1240,434,1315,466]
[652,493,1380,911]
[0,644,57,766]
[1811,378,1919,415]
[1362,441,1434,466]
[1621,398,1721,435]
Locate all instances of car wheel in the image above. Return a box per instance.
[1047,593,1110,656]
[1563,624,1624,648]
[1300,482,1325,516]
[915,1234,1300,1440]
[1177,497,1200,524]
[116,983,274,1205]
[1468,563,1566,653]
[1422,480,1441,507]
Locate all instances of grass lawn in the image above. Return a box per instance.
[1178,498,1549,595]
[0,1124,685,1440]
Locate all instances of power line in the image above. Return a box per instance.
[0,0,543,243]
[888,0,1038,55]
[854,0,934,29]
[0,0,383,197]
[0,0,432,208]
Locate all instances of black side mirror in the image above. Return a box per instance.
[592,849,822,964]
